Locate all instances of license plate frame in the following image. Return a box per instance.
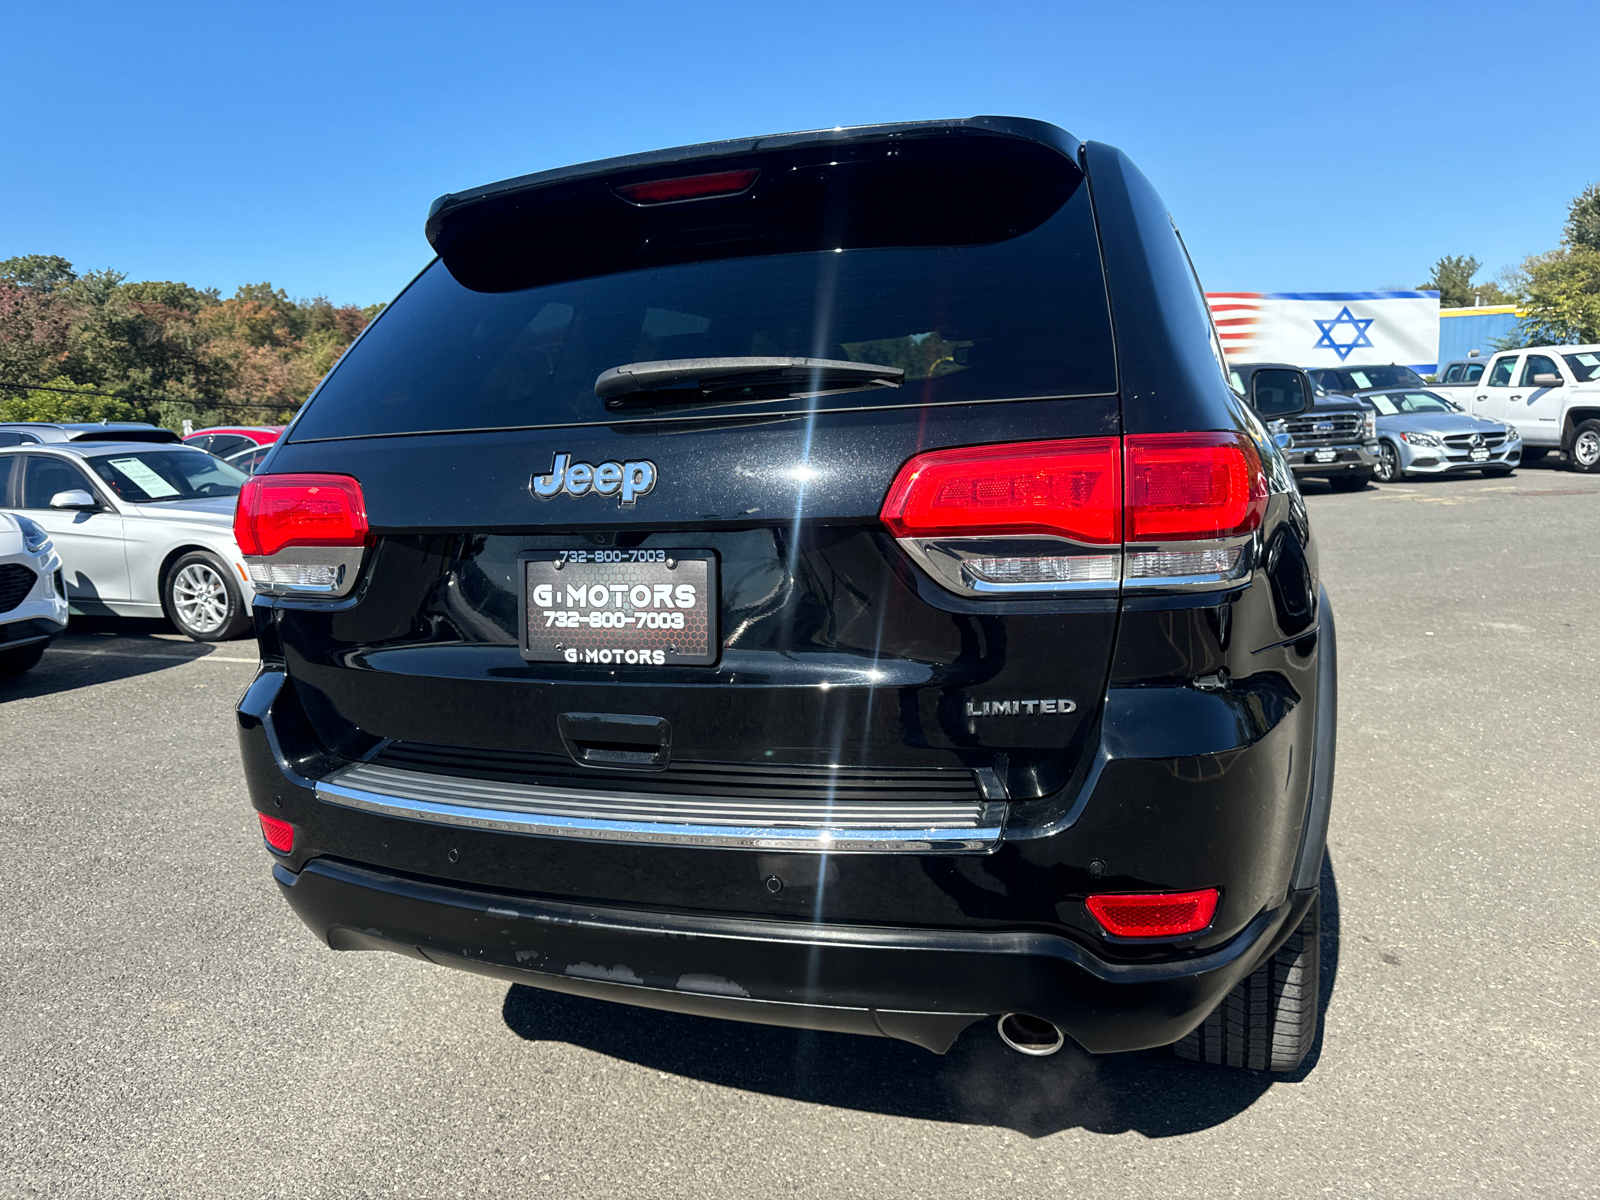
[519,549,719,667]
[1313,448,1339,463]
[1470,447,1490,462]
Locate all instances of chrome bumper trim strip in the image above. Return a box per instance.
[315,763,1003,853]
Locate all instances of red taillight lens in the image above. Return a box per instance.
[879,439,1122,544]
[614,168,760,205]
[1086,889,1219,938]
[1124,432,1266,541]
[234,474,367,557]
[257,813,295,854]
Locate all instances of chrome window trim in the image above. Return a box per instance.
[315,762,1004,853]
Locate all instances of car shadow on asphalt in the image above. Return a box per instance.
[0,615,252,702]
[502,853,1342,1138]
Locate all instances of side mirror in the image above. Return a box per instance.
[49,490,98,511]
[1532,373,1563,387]
[1249,368,1311,418]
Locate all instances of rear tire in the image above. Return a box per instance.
[1327,473,1372,493]
[1174,895,1321,1072]
[0,641,47,677]
[163,551,252,642]
[1568,421,1600,473]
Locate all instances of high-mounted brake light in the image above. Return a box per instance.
[1124,432,1266,541]
[614,168,760,205]
[257,812,295,854]
[234,474,368,557]
[879,438,1122,544]
[1086,889,1218,938]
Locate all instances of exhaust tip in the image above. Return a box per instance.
[996,1013,1064,1057]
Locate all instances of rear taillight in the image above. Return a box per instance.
[257,813,295,854]
[1124,432,1266,541]
[234,474,369,596]
[1086,889,1218,938]
[234,474,367,555]
[880,433,1266,595]
[614,168,760,205]
[880,438,1121,544]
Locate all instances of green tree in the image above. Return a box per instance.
[1418,255,1513,308]
[1563,182,1600,252]
[1500,185,1600,347]
[1419,255,1481,307]
[0,254,77,292]
[0,376,138,423]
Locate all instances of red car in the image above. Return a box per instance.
[183,426,283,460]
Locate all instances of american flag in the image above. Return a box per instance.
[1205,293,1262,357]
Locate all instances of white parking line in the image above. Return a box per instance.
[50,648,259,665]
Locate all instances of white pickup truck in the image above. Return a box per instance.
[1426,357,1489,408]
[1444,345,1600,471]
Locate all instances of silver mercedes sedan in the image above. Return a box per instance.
[1356,388,1521,483]
[0,441,254,641]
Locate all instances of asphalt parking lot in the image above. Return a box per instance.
[3,460,1597,1199]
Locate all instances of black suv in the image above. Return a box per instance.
[237,117,1337,1072]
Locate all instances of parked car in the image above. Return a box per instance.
[0,510,68,676]
[1353,388,1520,482]
[1310,365,1430,398]
[240,117,1337,1074]
[0,421,181,446]
[1230,361,1379,490]
[1457,345,1600,471]
[1426,356,1489,408]
[183,425,284,460]
[0,442,254,641]
[223,442,273,475]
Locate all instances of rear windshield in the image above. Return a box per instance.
[292,180,1115,440]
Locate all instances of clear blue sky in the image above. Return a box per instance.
[5,0,1595,306]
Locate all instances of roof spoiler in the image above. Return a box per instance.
[424,115,1082,252]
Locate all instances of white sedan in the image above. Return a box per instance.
[0,510,68,675]
[0,441,254,641]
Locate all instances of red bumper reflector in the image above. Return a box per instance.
[1124,432,1266,541]
[614,168,759,205]
[234,474,368,557]
[257,813,295,854]
[1086,889,1219,937]
[879,438,1122,543]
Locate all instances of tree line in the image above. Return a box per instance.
[1419,183,1600,347]
[0,253,381,429]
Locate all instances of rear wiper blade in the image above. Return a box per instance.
[595,357,904,407]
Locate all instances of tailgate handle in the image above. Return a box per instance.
[558,713,671,770]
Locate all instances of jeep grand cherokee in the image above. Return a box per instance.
[237,117,1336,1071]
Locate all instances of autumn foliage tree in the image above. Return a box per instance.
[0,255,379,429]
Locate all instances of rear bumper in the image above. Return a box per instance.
[242,592,1338,1056]
[275,853,1313,1055]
